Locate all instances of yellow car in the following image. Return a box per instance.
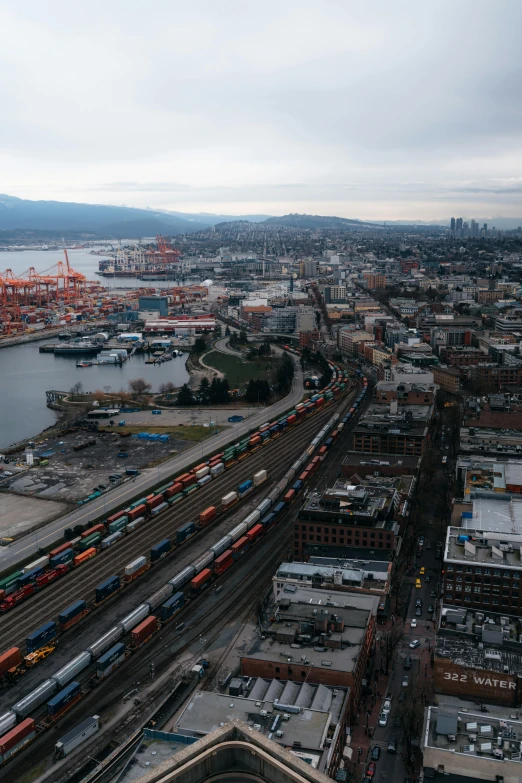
[420,567,426,575]
[415,579,422,588]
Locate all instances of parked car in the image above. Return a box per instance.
[402,675,409,687]
[420,566,426,575]
[387,739,397,753]
[415,607,422,616]
[428,604,434,613]
[430,590,437,598]
[415,579,421,588]
[410,639,420,649]
[403,656,412,669]
[378,713,388,727]
[366,762,376,778]
[371,746,381,761]
[382,698,392,714]
[425,574,431,583]
[411,618,417,628]
[416,598,422,607]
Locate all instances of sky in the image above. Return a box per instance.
[1,0,522,222]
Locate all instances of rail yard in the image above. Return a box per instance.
[0,364,369,779]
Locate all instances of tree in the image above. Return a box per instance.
[129,378,152,398]
[397,678,425,767]
[192,337,207,354]
[159,382,176,398]
[63,528,74,541]
[70,381,83,396]
[225,325,231,336]
[209,377,230,404]
[176,384,195,406]
[245,379,271,404]
[239,329,248,343]
[214,324,222,338]
[275,351,295,395]
[199,377,211,405]
[379,622,404,675]
[315,311,321,328]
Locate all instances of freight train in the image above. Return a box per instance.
[0,383,367,757]
[0,363,352,614]
[0,375,369,765]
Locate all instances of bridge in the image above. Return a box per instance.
[45,390,68,404]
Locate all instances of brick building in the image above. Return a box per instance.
[373,381,436,405]
[351,403,433,457]
[433,365,461,393]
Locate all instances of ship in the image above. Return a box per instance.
[53,342,100,355]
[97,237,181,278]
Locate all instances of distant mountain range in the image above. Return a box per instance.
[1,194,521,236]
[0,194,270,237]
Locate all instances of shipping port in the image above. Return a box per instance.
[97,235,182,278]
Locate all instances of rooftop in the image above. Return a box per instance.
[439,603,522,648]
[353,402,432,436]
[302,481,398,526]
[445,525,522,566]
[423,705,522,765]
[341,452,421,471]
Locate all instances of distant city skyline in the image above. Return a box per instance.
[2,1,522,221]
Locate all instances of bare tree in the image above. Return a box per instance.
[380,621,404,675]
[70,381,83,396]
[128,378,152,398]
[159,382,176,396]
[397,676,425,767]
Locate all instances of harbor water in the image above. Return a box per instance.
[0,342,190,449]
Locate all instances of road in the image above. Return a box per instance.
[0,361,304,572]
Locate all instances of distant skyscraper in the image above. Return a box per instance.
[471,219,479,237]
[456,217,463,232]
[450,217,456,232]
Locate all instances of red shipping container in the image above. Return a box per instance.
[287,414,297,425]
[311,456,320,465]
[298,471,309,482]
[49,541,73,558]
[181,475,197,489]
[127,504,147,521]
[164,484,182,499]
[175,473,191,484]
[0,718,35,755]
[81,523,105,540]
[199,506,217,526]
[192,463,208,474]
[131,615,157,647]
[231,536,249,557]
[214,550,233,575]
[146,495,163,513]
[283,489,295,503]
[190,568,212,591]
[249,436,261,447]
[247,524,263,541]
[74,548,97,566]
[0,647,21,679]
[318,446,328,460]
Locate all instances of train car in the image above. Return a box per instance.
[80,524,105,540]
[181,474,197,490]
[298,471,309,482]
[238,480,253,498]
[0,573,23,597]
[126,517,146,532]
[150,539,171,563]
[182,484,198,498]
[49,549,74,568]
[210,462,225,477]
[58,600,88,631]
[131,616,157,648]
[0,718,36,762]
[160,591,185,622]
[247,523,264,541]
[95,575,120,604]
[167,493,183,506]
[0,585,35,613]
[101,532,123,549]
[106,510,127,528]
[108,516,128,534]
[253,470,268,487]
[26,621,57,654]
[318,445,328,461]
[18,566,45,587]
[283,489,296,504]
[48,542,73,560]
[176,521,196,544]
[77,533,102,552]
[214,550,234,576]
[221,491,238,510]
[231,536,250,559]
[287,413,297,426]
[35,564,69,589]
[198,506,217,527]
[0,648,21,680]
[96,643,125,679]
[151,502,168,516]
[190,569,212,593]
[145,495,163,514]
[72,548,97,568]
[127,503,147,521]
[292,480,303,493]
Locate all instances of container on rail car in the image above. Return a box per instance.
[86,626,123,659]
[0,718,36,762]
[96,643,125,679]
[160,591,184,621]
[58,599,88,630]
[73,548,96,567]
[51,652,91,687]
[214,550,234,575]
[146,584,174,610]
[253,469,268,486]
[12,679,57,718]
[176,522,195,544]
[199,506,217,526]
[151,501,168,516]
[131,615,157,647]
[210,462,225,477]
[95,575,120,603]
[26,621,57,653]
[101,532,123,549]
[168,566,195,591]
[47,681,81,717]
[22,556,49,574]
[124,556,147,580]
[126,517,146,533]
[210,536,232,558]
[190,569,212,592]
[237,480,253,497]
[0,648,21,680]
[150,538,171,562]
[0,713,16,739]
[221,491,238,510]
[120,604,150,634]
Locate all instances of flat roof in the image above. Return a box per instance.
[341,452,421,470]
[244,633,363,674]
[445,526,522,566]
[307,555,390,575]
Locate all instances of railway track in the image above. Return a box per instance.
[0,505,298,783]
[0,388,358,654]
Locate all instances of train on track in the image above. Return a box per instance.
[0,372,368,767]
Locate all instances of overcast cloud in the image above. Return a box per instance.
[1,0,522,221]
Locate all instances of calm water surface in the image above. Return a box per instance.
[0,343,190,448]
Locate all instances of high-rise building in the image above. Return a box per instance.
[450,217,456,232]
[456,217,463,232]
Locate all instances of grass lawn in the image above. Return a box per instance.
[204,351,277,386]
[99,425,224,441]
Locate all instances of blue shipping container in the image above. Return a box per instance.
[18,566,45,586]
[95,575,120,603]
[176,522,195,544]
[273,501,286,516]
[47,681,81,716]
[260,512,275,528]
[160,591,185,621]
[96,642,125,674]
[26,620,57,653]
[292,480,303,492]
[238,480,253,495]
[59,599,87,626]
[50,548,74,567]
[150,539,171,562]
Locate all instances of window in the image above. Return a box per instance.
[474,586,481,594]
[493,569,501,576]
[302,533,307,539]
[492,597,499,605]
[275,667,280,673]
[484,568,491,575]
[474,567,482,575]
[464,585,471,593]
[301,671,307,677]
[465,566,473,573]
